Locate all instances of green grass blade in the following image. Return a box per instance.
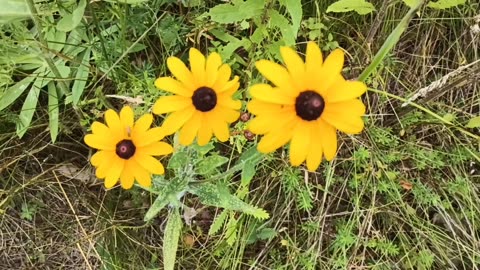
[359,0,424,82]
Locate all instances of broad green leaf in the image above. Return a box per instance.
[466,116,480,129]
[17,75,50,138]
[103,0,150,4]
[189,183,269,220]
[163,208,182,270]
[208,210,228,235]
[57,0,87,32]
[1,0,30,24]
[401,0,422,7]
[45,28,67,52]
[209,0,265,24]
[197,155,229,176]
[72,48,91,105]
[239,146,263,164]
[326,0,376,15]
[167,151,189,169]
[427,0,465,9]
[268,9,295,46]
[0,75,36,111]
[144,178,189,222]
[47,82,59,142]
[241,160,256,187]
[280,0,303,40]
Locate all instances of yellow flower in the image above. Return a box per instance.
[247,42,366,171]
[84,106,173,189]
[153,48,241,146]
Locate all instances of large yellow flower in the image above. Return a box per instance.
[153,48,241,146]
[84,106,173,189]
[247,42,366,171]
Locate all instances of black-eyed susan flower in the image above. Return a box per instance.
[247,42,366,171]
[153,48,241,146]
[84,106,173,189]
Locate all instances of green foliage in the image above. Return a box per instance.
[20,202,37,221]
[208,0,265,24]
[427,0,466,9]
[163,208,182,270]
[326,0,376,15]
[1,0,30,24]
[466,116,480,128]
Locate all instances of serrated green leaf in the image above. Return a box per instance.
[163,208,182,270]
[197,155,229,176]
[57,0,87,32]
[1,0,30,24]
[268,9,295,46]
[47,82,59,143]
[225,216,238,246]
[72,48,91,105]
[0,75,36,111]
[281,0,302,40]
[466,116,480,129]
[209,0,265,24]
[208,210,228,235]
[144,178,189,222]
[427,0,465,9]
[189,183,269,220]
[326,0,376,15]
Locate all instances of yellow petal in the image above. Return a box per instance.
[206,52,222,86]
[255,60,295,89]
[247,99,284,115]
[289,121,311,166]
[91,121,109,135]
[280,46,305,89]
[120,162,135,189]
[104,158,125,188]
[217,76,239,94]
[131,114,153,140]
[306,124,323,171]
[105,109,124,137]
[248,110,296,135]
[305,42,324,92]
[152,95,192,115]
[319,49,344,92]
[119,106,134,131]
[179,111,202,146]
[166,56,195,89]
[134,127,164,147]
[155,77,193,97]
[90,150,111,167]
[217,93,241,110]
[322,99,365,134]
[249,84,295,105]
[189,48,206,86]
[134,151,165,175]
[325,80,367,103]
[84,134,116,150]
[209,111,230,142]
[257,120,296,153]
[137,141,173,156]
[160,106,196,136]
[128,158,152,187]
[197,114,212,146]
[215,106,240,123]
[95,151,118,179]
[318,119,337,161]
[212,64,231,91]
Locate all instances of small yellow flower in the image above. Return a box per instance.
[153,48,241,146]
[84,106,173,189]
[247,42,367,171]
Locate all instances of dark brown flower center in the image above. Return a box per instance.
[116,139,136,159]
[295,90,325,121]
[192,87,217,112]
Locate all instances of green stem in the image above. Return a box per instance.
[359,0,425,82]
[26,0,71,97]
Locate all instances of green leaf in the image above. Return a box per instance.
[103,0,150,4]
[163,208,182,270]
[225,216,238,246]
[196,155,229,176]
[189,183,269,220]
[466,116,480,129]
[144,178,189,222]
[208,210,228,235]
[209,0,265,24]
[326,0,376,15]
[401,0,422,7]
[0,75,36,111]
[280,0,303,40]
[47,82,59,143]
[268,9,295,46]
[72,48,91,105]
[0,0,30,24]
[241,160,256,187]
[57,0,87,32]
[427,0,465,9]
[167,151,189,170]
